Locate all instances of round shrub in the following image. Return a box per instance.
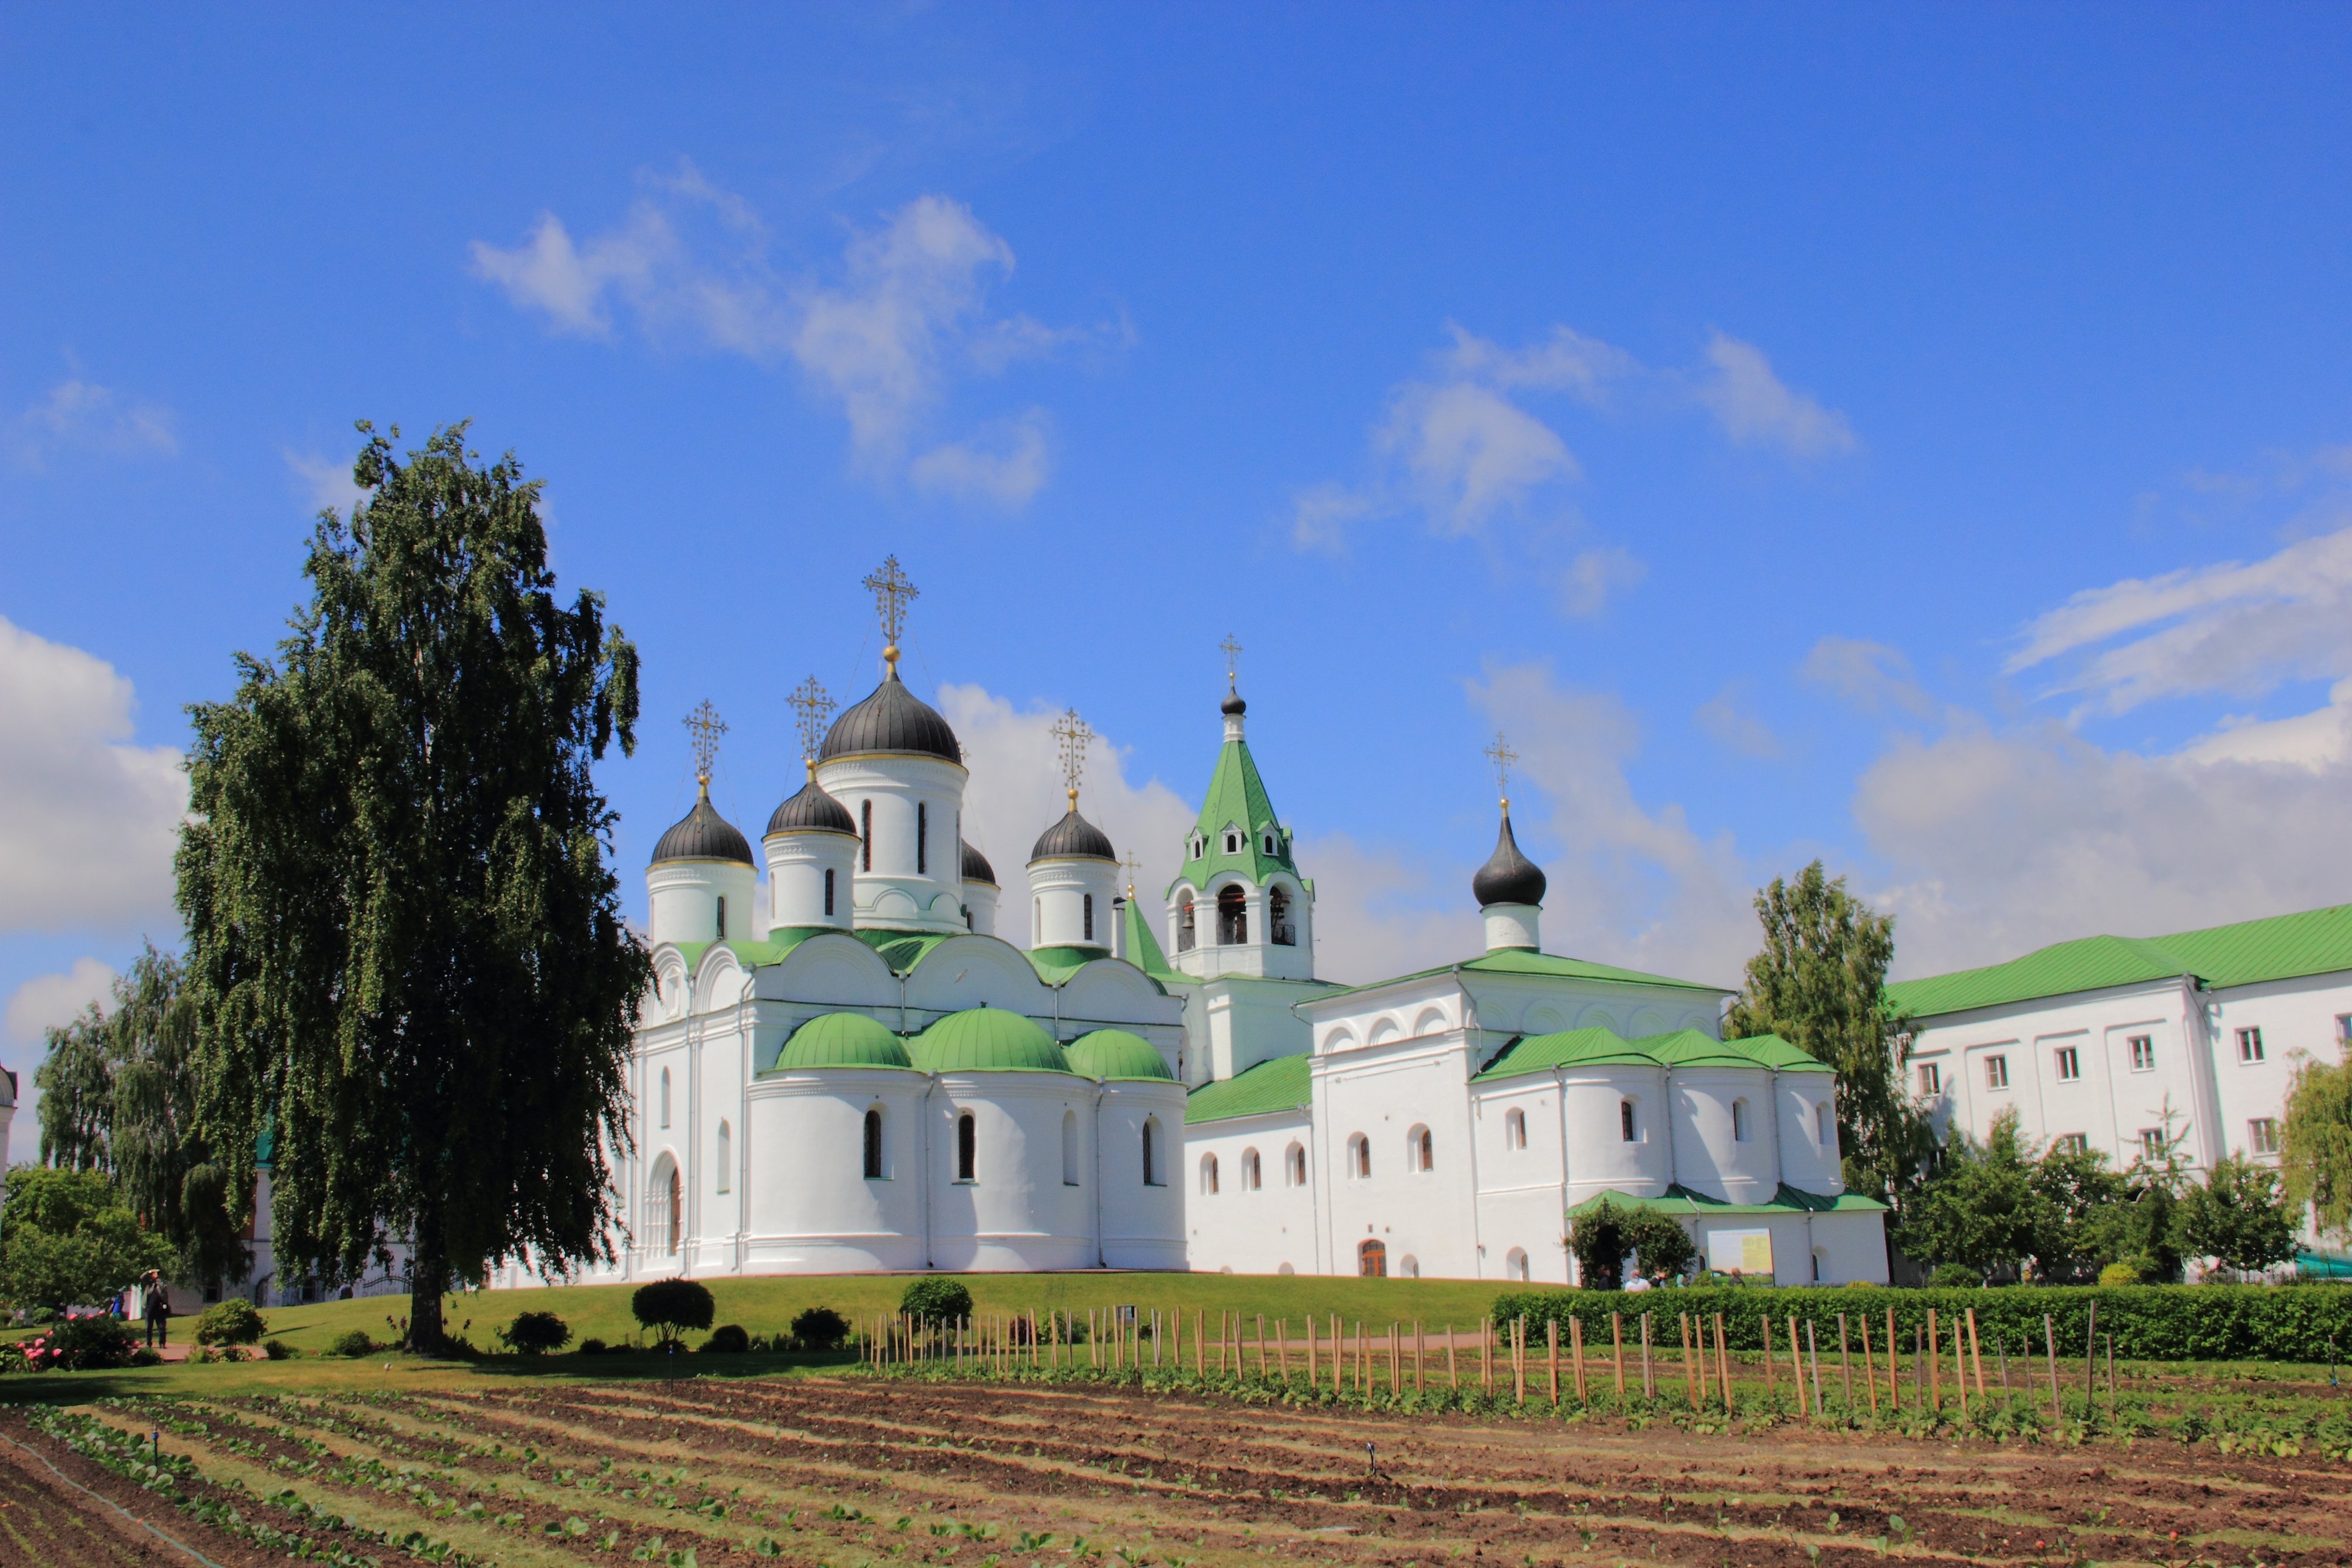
[263,1338,296,1360]
[702,1323,751,1354]
[791,1305,851,1350]
[1929,1262,1982,1288]
[578,1337,607,1356]
[899,1277,973,1325]
[632,1277,716,1347]
[193,1299,267,1346]
[327,1329,377,1358]
[2099,1261,2143,1288]
[496,1310,573,1356]
[24,1315,141,1370]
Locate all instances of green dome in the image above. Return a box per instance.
[1065,1029,1174,1082]
[772,1012,914,1071]
[910,1007,1071,1074]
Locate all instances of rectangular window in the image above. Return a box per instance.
[2139,1127,2166,1156]
[1984,1055,2010,1090]
[1917,1062,1941,1096]
[2249,1118,2281,1155]
[714,895,727,941]
[2338,1014,2352,1047]
[824,867,835,917]
[2237,1027,2265,1064]
[2128,1035,2155,1072]
[917,801,928,875]
[2053,1045,2080,1082]
[2053,1133,2089,1155]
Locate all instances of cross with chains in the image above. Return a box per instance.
[1052,708,1094,798]
[786,676,834,764]
[684,700,728,783]
[862,555,918,654]
[1484,731,1516,801]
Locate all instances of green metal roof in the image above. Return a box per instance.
[1475,1027,1826,1082]
[1121,894,1173,977]
[857,928,958,974]
[1025,943,1111,982]
[1171,730,1300,893]
[1885,902,2352,1020]
[1474,1028,1663,1079]
[769,1012,914,1072]
[1310,945,1727,1007]
[1184,1052,1312,1124]
[908,1006,1073,1074]
[1064,1028,1176,1081]
[1566,1182,1886,1218]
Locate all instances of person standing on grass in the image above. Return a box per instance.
[142,1272,170,1348]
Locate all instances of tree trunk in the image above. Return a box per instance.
[408,1237,447,1355]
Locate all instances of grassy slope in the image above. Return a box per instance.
[233,1272,1519,1355]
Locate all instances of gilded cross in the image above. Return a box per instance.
[787,676,834,767]
[861,556,919,667]
[1218,633,1242,687]
[1484,731,1517,807]
[1121,850,1144,897]
[684,700,729,785]
[1051,708,1094,805]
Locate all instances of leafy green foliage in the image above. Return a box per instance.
[2177,1154,2299,1279]
[1565,1198,1695,1289]
[633,1277,715,1345]
[327,1329,378,1358]
[192,1298,266,1345]
[2282,1043,2352,1245]
[496,1310,573,1355]
[18,1313,144,1370]
[1723,862,1931,1209]
[900,1277,974,1325]
[1896,1107,2164,1282]
[177,422,645,1352]
[1929,1262,1980,1287]
[701,1323,750,1353]
[790,1305,851,1349]
[0,1166,174,1313]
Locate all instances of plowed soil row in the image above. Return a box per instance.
[0,1415,279,1568]
[62,1376,2352,1568]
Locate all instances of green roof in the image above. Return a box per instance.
[769,1012,914,1072]
[1185,1052,1312,1124]
[1475,1028,1827,1082]
[1885,902,2352,1019]
[908,1007,1073,1074]
[1064,1028,1176,1081]
[856,928,958,974]
[1171,729,1301,892]
[1566,1182,1886,1218]
[1312,945,1728,1007]
[1121,894,1172,977]
[1025,943,1111,983]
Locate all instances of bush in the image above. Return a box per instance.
[578,1337,607,1356]
[791,1306,851,1350]
[1929,1263,1982,1288]
[21,1313,141,1370]
[632,1278,716,1347]
[1489,1281,2352,1363]
[496,1310,573,1356]
[193,1299,267,1346]
[262,1338,296,1360]
[2099,1261,2143,1288]
[326,1329,377,1359]
[702,1323,751,1354]
[900,1277,973,1326]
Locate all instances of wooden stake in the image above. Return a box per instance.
[1952,1314,1968,1419]
[1195,1309,1205,1378]
[1304,1314,1315,1384]
[1611,1312,1626,1398]
[1838,1313,1852,1411]
[2044,1312,2061,1425]
[1807,1319,1822,1416]
[1546,1318,1560,1405]
[1966,1308,1985,1400]
[2083,1302,2098,1405]
[1446,1323,1458,1388]
[1481,1318,1492,1390]
[1762,1316,1776,1393]
[1641,1312,1655,1400]
[1570,1313,1587,1399]
[1859,1312,1877,1416]
[1788,1315,1805,1415]
[1259,1315,1269,1382]
[1886,1308,1899,1412]
[1927,1308,1940,1412]
[1415,1320,1425,1393]
[1713,1314,1733,1409]
[1277,1317,1288,1382]
[1389,1322,1399,1392]
[1680,1314,1699,1409]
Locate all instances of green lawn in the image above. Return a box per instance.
[230,1271,1519,1355]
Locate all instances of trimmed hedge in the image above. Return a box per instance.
[1488,1283,2352,1363]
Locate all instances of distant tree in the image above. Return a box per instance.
[790,1305,851,1350]
[0,1166,173,1315]
[2027,1136,2129,1282]
[2281,1045,2352,1246]
[178,422,645,1353]
[1895,1109,2044,1279]
[632,1278,714,1348]
[1566,1198,1695,1288]
[900,1277,973,1325]
[35,1008,115,1171]
[2177,1154,2298,1281]
[1723,861,1933,1209]
[497,1310,573,1356]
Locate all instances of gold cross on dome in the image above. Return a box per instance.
[1051,708,1094,805]
[684,700,729,785]
[1218,633,1242,687]
[786,676,834,767]
[861,556,918,669]
[1484,731,1517,810]
[1121,850,1144,897]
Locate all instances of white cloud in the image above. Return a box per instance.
[1292,831,1484,985]
[472,173,1103,508]
[1801,635,1935,717]
[1694,683,1783,759]
[11,378,177,468]
[4,957,115,1047]
[1557,544,1646,618]
[1382,380,1578,534]
[1287,482,1382,555]
[284,449,368,520]
[1441,322,1636,400]
[0,616,187,933]
[1691,333,1857,459]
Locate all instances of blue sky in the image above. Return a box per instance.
[7,6,2352,1154]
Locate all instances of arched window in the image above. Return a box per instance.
[1348,1133,1370,1179]
[1269,884,1295,946]
[1505,1247,1530,1282]
[659,1067,671,1128]
[647,1155,679,1256]
[1201,1153,1220,1195]
[1816,1102,1833,1146]
[1812,1247,1829,1283]
[1061,1109,1080,1187]
[1262,830,1277,855]
[1142,1117,1162,1186]
[957,1111,977,1181]
[1732,1099,1750,1143]
[1358,1239,1387,1277]
[1177,897,1197,952]
[1224,830,1240,854]
[863,1107,884,1179]
[1083,892,1094,942]
[1505,1107,1525,1149]
[1620,1099,1638,1143]
[1242,1148,1262,1189]
[716,894,727,941]
[917,801,928,875]
[1411,1125,1433,1172]
[1287,1143,1307,1186]
[714,1121,731,1193]
[824,866,836,918]
[860,800,873,871]
[1217,885,1247,945]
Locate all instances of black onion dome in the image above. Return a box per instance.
[960,837,998,887]
[1030,807,1116,864]
[766,774,856,836]
[1221,687,1247,717]
[819,670,961,763]
[652,788,754,867]
[1471,812,1547,907]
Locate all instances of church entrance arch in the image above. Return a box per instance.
[1358,1238,1387,1278]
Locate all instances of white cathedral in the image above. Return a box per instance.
[505,561,1887,1290]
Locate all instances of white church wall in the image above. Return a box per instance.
[1057,960,1186,1045]
[927,1074,1099,1271]
[1030,855,1120,949]
[816,754,970,933]
[1668,1066,1779,1204]
[903,935,1058,1020]
[1558,1065,1673,1205]
[1773,1077,1842,1195]
[766,827,856,931]
[1469,1081,1566,1283]
[1809,1212,1892,1284]
[1097,1081,1190,1269]
[753,934,900,1012]
[1184,1111,1317,1274]
[743,1069,930,1272]
[2207,970,2352,1164]
[649,858,757,947]
[1313,1025,1485,1279]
